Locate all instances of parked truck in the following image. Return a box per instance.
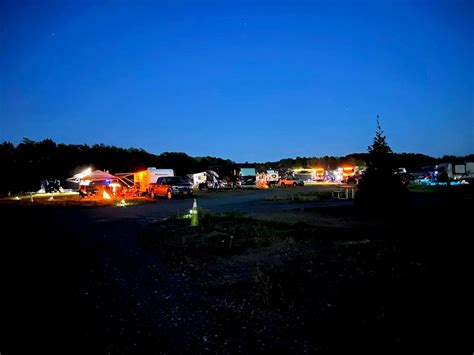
[147,176,193,199]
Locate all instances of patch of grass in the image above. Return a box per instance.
[408,183,473,198]
[407,184,444,194]
[139,207,431,349]
[158,210,308,258]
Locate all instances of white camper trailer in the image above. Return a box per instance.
[132,168,174,193]
[191,172,207,188]
[266,170,280,185]
[147,168,175,183]
[437,162,474,183]
[191,170,220,189]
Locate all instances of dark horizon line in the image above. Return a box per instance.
[2,137,473,164]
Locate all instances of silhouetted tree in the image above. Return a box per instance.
[355,116,408,207]
[367,117,394,173]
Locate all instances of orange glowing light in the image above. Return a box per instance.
[342,166,355,176]
[109,183,121,193]
[103,191,112,199]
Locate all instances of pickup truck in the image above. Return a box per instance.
[147,176,193,199]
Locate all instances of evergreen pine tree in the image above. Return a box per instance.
[367,116,394,175]
[369,117,392,154]
[355,115,407,207]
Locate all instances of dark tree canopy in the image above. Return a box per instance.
[355,117,407,207]
[368,118,393,155]
[0,139,232,193]
[0,137,471,194]
[366,117,396,174]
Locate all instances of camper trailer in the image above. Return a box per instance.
[265,170,280,186]
[341,166,356,184]
[191,170,220,189]
[211,163,257,188]
[437,162,474,184]
[133,168,174,193]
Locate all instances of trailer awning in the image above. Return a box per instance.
[67,170,133,187]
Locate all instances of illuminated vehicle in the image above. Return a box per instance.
[314,168,325,181]
[342,166,356,184]
[112,168,176,195]
[293,167,326,182]
[437,162,474,184]
[148,176,193,199]
[279,176,303,187]
[135,168,174,192]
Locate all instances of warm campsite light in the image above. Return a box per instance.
[342,166,355,176]
[109,183,121,193]
[293,168,316,173]
[103,191,112,199]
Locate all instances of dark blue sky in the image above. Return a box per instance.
[1,0,473,162]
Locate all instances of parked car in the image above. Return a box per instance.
[279,176,303,187]
[147,176,193,199]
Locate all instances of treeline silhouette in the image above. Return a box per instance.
[0,138,232,193]
[256,153,474,173]
[1,138,472,193]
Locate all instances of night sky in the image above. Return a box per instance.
[1,0,473,162]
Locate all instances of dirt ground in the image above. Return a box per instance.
[0,187,471,354]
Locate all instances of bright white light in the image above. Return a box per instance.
[76,167,92,180]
